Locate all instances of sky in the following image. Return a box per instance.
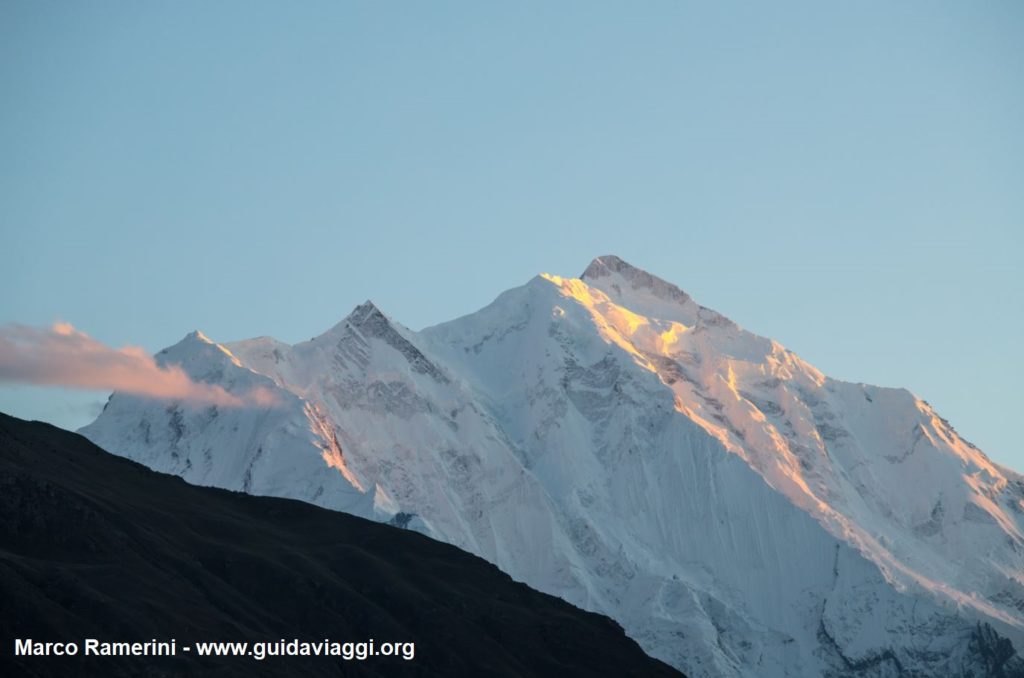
[1,1,1021,467]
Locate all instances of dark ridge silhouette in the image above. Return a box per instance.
[0,413,682,678]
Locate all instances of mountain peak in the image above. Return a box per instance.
[183,329,214,344]
[349,300,384,324]
[580,255,693,309]
[161,329,254,370]
[160,330,217,356]
[580,254,635,280]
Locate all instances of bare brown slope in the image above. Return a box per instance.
[0,412,682,678]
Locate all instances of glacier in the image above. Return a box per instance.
[82,255,1024,676]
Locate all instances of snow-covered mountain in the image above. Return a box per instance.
[82,256,1024,677]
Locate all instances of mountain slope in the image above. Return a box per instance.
[0,413,681,678]
[81,256,1024,677]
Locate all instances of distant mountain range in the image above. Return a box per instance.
[81,255,1024,676]
[0,412,679,677]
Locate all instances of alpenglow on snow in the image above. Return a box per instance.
[83,256,1024,677]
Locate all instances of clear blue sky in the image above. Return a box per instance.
[1,1,1021,467]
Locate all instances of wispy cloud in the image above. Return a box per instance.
[0,323,277,407]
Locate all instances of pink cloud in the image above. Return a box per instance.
[0,323,278,408]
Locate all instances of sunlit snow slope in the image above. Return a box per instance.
[82,256,1024,677]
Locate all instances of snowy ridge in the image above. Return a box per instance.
[84,330,373,517]
[82,256,1024,677]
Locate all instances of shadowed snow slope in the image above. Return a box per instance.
[82,256,1024,677]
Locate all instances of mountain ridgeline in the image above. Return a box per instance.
[82,256,1024,677]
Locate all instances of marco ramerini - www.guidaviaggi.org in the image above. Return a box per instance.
[13,637,416,661]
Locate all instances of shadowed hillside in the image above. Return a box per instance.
[0,413,682,678]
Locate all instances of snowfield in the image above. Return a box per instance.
[83,256,1024,677]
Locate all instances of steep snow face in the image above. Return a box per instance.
[82,257,1024,677]
[572,256,1024,625]
[203,302,586,596]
